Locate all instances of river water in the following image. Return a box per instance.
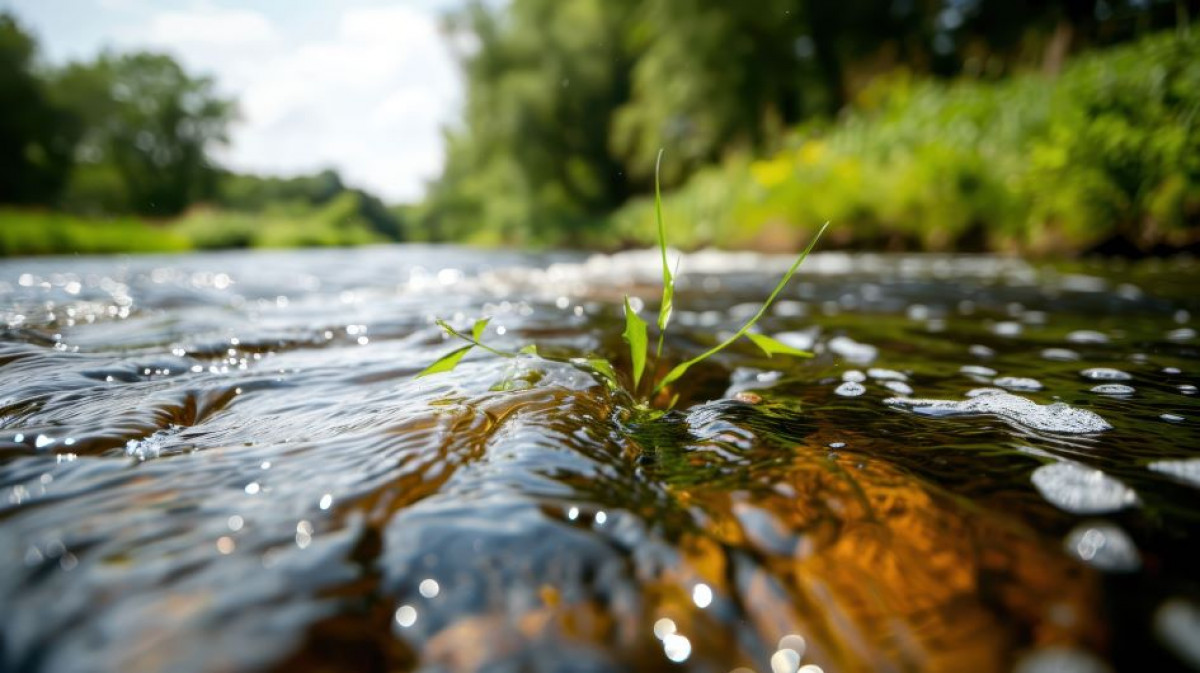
[1,246,1198,673]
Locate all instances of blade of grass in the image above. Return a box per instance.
[652,222,829,395]
[746,333,814,358]
[653,149,674,362]
[436,319,514,358]
[622,296,648,391]
[416,344,473,377]
[471,317,491,340]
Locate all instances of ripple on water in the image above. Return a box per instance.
[1064,521,1141,572]
[885,392,1112,434]
[1031,462,1139,514]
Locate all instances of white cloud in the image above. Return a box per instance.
[134,3,461,202]
[147,8,281,51]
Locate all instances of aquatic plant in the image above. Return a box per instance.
[418,150,827,409]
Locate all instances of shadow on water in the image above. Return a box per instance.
[0,247,1198,672]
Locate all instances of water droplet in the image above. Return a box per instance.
[653,617,676,640]
[771,648,801,673]
[394,605,418,628]
[663,633,691,662]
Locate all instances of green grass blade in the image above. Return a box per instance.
[653,222,828,395]
[654,149,675,354]
[622,296,648,390]
[519,344,538,356]
[746,333,814,358]
[471,317,491,341]
[436,318,514,358]
[417,344,473,378]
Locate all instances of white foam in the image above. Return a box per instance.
[1080,368,1132,381]
[867,368,907,381]
[1149,458,1200,489]
[1031,462,1138,514]
[885,392,1112,434]
[1090,384,1134,395]
[834,381,866,397]
[995,376,1043,391]
[828,336,877,364]
[1067,330,1109,344]
[1064,521,1141,572]
[1042,348,1081,362]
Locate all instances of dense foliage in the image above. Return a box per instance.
[421,0,1196,249]
[608,31,1200,253]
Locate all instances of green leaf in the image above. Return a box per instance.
[653,222,828,396]
[622,296,648,389]
[416,345,473,378]
[746,333,814,359]
[519,344,538,356]
[471,317,491,341]
[572,357,620,389]
[654,149,675,356]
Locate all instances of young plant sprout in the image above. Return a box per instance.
[418,150,828,409]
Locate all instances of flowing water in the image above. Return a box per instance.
[1,246,1198,673]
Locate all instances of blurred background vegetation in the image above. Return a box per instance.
[2,1,1198,257]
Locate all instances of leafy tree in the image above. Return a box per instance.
[0,13,77,205]
[49,51,234,216]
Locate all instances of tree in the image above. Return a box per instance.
[0,13,77,205]
[50,51,234,216]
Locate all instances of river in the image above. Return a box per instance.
[1,245,1198,672]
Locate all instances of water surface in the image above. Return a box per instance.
[1,246,1198,672]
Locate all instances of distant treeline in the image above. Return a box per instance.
[423,0,1198,252]
[4,2,1200,257]
[1,12,408,254]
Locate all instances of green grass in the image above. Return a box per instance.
[418,152,827,411]
[0,193,386,257]
[0,209,191,256]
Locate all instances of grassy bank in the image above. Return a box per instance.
[604,31,1200,255]
[0,192,385,257]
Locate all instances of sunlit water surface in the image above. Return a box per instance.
[1,246,1199,673]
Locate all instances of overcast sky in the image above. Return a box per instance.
[1,0,466,202]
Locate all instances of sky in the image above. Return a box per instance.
[1,0,466,202]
